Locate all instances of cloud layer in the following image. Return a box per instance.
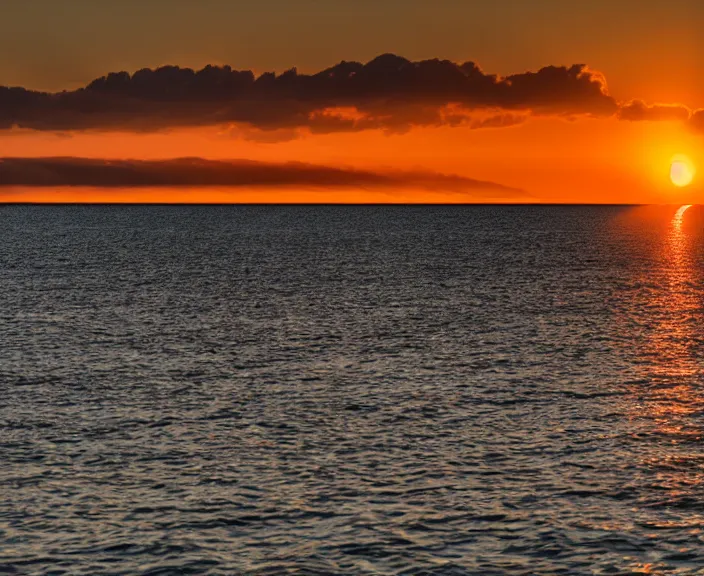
[617,100,691,122]
[0,157,525,196]
[0,55,616,133]
[0,54,699,135]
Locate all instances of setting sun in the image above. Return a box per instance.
[670,155,695,187]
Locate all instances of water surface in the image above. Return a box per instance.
[1,205,703,575]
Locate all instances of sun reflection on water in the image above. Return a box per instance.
[645,205,704,443]
[619,205,704,559]
[649,204,698,383]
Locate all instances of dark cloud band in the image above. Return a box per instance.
[0,54,699,134]
[0,157,526,197]
[0,54,616,133]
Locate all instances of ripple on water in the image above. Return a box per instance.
[1,205,704,574]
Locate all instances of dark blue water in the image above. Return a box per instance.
[1,205,703,575]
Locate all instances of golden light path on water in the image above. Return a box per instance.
[634,202,704,516]
[625,204,704,576]
[648,204,698,412]
[673,204,693,229]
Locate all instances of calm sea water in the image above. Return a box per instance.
[1,205,704,575]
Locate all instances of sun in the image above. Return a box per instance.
[670,155,695,187]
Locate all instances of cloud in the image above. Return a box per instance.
[0,157,526,197]
[468,112,528,129]
[2,54,699,136]
[618,99,691,122]
[0,55,616,133]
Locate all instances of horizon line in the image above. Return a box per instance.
[0,202,670,207]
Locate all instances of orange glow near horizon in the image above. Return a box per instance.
[1,115,703,204]
[0,186,529,204]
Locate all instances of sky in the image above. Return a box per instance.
[1,0,703,203]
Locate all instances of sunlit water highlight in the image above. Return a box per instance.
[1,205,704,575]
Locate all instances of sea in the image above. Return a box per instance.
[1,204,703,575]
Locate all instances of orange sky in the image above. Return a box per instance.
[1,0,703,203]
[2,115,702,204]
[3,1,703,105]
